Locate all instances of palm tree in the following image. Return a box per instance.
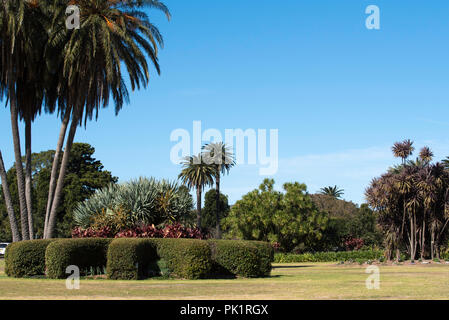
[202,142,235,238]
[44,0,170,238]
[419,147,434,165]
[0,0,52,239]
[178,154,215,229]
[0,151,21,242]
[319,186,344,199]
[442,157,449,170]
[392,139,414,165]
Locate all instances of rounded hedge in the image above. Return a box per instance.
[5,240,56,277]
[150,238,213,280]
[5,238,273,280]
[209,240,273,278]
[45,238,112,279]
[107,238,157,280]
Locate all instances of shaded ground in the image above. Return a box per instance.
[0,259,449,300]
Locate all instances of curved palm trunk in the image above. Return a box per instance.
[215,173,221,239]
[10,100,29,240]
[25,116,34,239]
[196,187,202,229]
[44,111,70,236]
[0,150,21,242]
[45,111,79,239]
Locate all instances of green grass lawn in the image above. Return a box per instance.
[1,258,449,299]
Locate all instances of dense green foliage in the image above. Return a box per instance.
[107,238,157,280]
[5,238,273,280]
[223,179,327,251]
[107,238,273,280]
[209,240,273,277]
[154,238,213,279]
[45,238,112,279]
[74,177,193,229]
[310,194,382,251]
[274,250,385,263]
[4,240,55,277]
[0,143,117,240]
[201,190,230,231]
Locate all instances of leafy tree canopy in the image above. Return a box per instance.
[222,179,328,252]
[201,189,230,232]
[0,143,117,240]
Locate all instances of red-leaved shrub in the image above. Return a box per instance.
[72,223,206,240]
[344,237,364,251]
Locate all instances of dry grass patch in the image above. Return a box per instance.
[1,260,449,300]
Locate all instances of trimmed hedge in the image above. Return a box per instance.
[45,238,112,279]
[5,238,273,280]
[106,239,157,280]
[5,240,56,277]
[152,238,213,280]
[209,240,273,278]
[274,250,384,263]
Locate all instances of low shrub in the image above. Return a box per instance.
[107,238,213,280]
[209,240,273,277]
[106,238,157,280]
[6,238,273,280]
[274,250,384,263]
[152,238,213,279]
[73,223,206,240]
[5,240,56,277]
[45,238,112,279]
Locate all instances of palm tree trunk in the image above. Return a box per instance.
[431,225,435,260]
[25,116,34,239]
[196,187,202,229]
[409,212,415,262]
[44,111,70,236]
[421,216,425,260]
[45,111,79,239]
[0,150,21,242]
[10,99,29,240]
[215,173,221,239]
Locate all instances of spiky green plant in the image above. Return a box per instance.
[74,177,193,228]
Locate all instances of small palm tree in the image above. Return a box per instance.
[392,139,415,164]
[178,154,215,229]
[442,157,449,170]
[419,147,434,164]
[320,185,344,199]
[202,142,235,238]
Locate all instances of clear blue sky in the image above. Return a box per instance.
[1,0,449,205]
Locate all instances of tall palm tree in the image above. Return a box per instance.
[319,185,344,199]
[0,0,51,239]
[0,150,21,242]
[178,154,215,229]
[202,142,235,238]
[44,0,170,238]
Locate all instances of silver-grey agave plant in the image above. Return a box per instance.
[74,177,193,228]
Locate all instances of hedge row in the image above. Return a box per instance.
[209,240,272,278]
[274,250,384,263]
[5,238,274,280]
[107,239,273,280]
[5,240,56,277]
[45,238,112,278]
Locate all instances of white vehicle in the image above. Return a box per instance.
[0,243,9,256]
